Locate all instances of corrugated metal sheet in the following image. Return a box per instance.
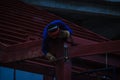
[0,0,109,48]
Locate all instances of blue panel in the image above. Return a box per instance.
[0,66,43,80]
[16,70,43,80]
[0,67,13,80]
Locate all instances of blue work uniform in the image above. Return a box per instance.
[41,20,73,55]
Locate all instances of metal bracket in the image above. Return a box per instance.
[64,44,69,62]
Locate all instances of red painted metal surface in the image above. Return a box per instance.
[0,0,120,80]
[80,55,120,67]
[49,39,72,80]
[70,40,120,58]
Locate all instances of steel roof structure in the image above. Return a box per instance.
[0,0,120,80]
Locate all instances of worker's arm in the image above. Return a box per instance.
[41,37,49,55]
[41,36,56,62]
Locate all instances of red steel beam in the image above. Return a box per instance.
[0,36,96,63]
[24,59,86,74]
[0,61,54,75]
[0,59,86,76]
[25,59,87,73]
[70,40,120,58]
[30,57,87,73]
[80,55,120,67]
[49,39,72,80]
[0,40,42,63]
[70,37,120,67]
[55,60,72,80]
[1,37,119,68]
[3,58,118,80]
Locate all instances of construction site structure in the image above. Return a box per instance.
[0,0,120,80]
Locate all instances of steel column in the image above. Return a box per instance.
[49,39,72,80]
[55,60,72,80]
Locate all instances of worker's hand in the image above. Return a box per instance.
[59,30,70,38]
[46,53,56,62]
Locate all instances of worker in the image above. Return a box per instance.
[42,20,75,62]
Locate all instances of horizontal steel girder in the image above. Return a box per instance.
[70,40,120,58]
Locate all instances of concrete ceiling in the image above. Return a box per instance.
[21,0,120,40]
